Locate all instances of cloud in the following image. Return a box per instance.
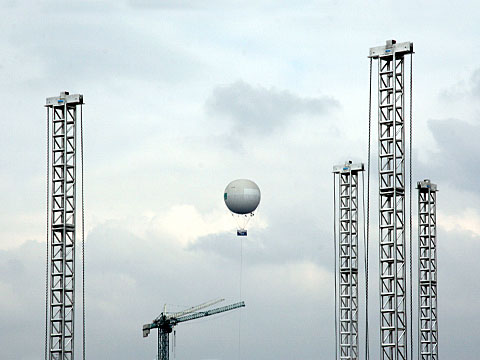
[0,219,334,360]
[421,118,480,194]
[127,0,266,10]
[0,241,47,360]
[128,0,207,9]
[440,67,480,100]
[3,212,480,360]
[0,2,203,87]
[470,68,480,97]
[436,227,480,358]
[2,1,480,359]
[206,81,339,136]
[189,212,331,266]
[440,207,480,237]
[149,204,242,246]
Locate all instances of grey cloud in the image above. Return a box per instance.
[436,227,480,359]
[420,118,480,194]
[128,0,206,9]
[471,68,480,97]
[128,0,247,10]
[440,67,480,100]
[3,220,480,359]
[0,241,46,360]
[189,213,332,267]
[207,81,339,136]
[0,1,205,186]
[0,222,334,359]
[41,27,199,84]
[2,7,202,86]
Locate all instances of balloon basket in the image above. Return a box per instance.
[237,230,247,236]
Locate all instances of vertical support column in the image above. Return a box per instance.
[159,331,169,360]
[46,91,83,360]
[334,161,364,360]
[417,180,438,360]
[369,40,413,360]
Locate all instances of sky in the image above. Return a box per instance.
[1,0,480,359]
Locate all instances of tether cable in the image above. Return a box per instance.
[409,54,414,360]
[81,104,86,360]
[239,237,243,301]
[238,235,243,360]
[44,107,50,360]
[333,173,338,360]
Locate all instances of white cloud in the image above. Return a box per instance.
[439,207,480,237]
[2,0,480,359]
[151,204,260,246]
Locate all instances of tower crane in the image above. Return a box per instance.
[143,298,245,360]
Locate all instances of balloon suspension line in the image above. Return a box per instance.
[232,213,254,230]
[244,214,252,230]
[233,214,241,230]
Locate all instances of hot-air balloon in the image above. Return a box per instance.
[224,179,261,236]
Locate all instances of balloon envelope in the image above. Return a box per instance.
[224,179,261,215]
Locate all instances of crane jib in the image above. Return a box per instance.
[142,301,245,339]
[143,300,245,359]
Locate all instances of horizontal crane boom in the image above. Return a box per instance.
[174,301,245,324]
[164,298,224,320]
[143,299,246,360]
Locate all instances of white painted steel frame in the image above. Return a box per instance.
[370,40,413,360]
[46,92,83,360]
[417,180,438,360]
[334,163,364,359]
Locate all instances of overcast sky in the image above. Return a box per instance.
[1,1,480,359]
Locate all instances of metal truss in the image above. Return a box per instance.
[158,330,169,360]
[145,301,245,360]
[334,162,364,360]
[417,180,438,360]
[46,92,83,360]
[369,40,413,360]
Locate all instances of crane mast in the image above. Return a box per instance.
[333,162,364,359]
[45,91,84,360]
[369,40,413,360]
[417,180,438,360]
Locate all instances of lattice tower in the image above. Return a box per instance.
[334,162,364,359]
[159,330,169,360]
[369,40,413,360]
[46,91,83,360]
[417,180,438,360]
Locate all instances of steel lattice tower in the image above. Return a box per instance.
[369,40,413,360]
[334,161,364,360]
[158,331,169,360]
[46,91,83,360]
[417,180,438,360]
